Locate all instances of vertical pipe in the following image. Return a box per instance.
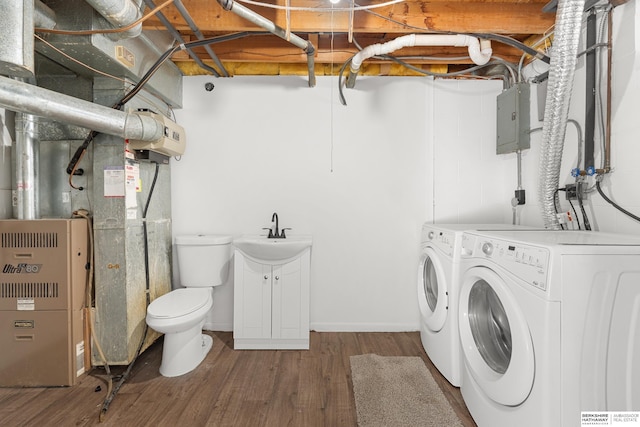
[0,0,35,78]
[584,8,596,171]
[604,9,612,171]
[14,112,39,220]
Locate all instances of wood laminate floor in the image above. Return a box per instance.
[0,331,477,427]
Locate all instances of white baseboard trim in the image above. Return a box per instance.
[203,322,419,333]
[203,321,233,332]
[310,322,419,332]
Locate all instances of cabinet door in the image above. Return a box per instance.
[233,253,272,339]
[271,257,307,340]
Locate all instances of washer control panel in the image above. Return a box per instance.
[462,234,550,291]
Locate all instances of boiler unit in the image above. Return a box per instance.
[0,219,89,387]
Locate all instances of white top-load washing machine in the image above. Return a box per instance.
[418,223,537,387]
[457,230,640,427]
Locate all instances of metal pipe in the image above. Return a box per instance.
[584,8,596,171]
[35,0,57,30]
[0,0,34,78]
[14,112,39,220]
[604,9,612,172]
[0,76,164,141]
[142,0,221,77]
[173,0,229,77]
[84,0,142,39]
[218,0,316,87]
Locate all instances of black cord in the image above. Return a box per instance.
[567,198,582,230]
[576,190,592,230]
[142,162,161,305]
[596,180,640,223]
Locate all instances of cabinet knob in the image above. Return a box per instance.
[275,276,279,280]
[264,275,269,280]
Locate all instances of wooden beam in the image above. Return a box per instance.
[144,0,555,35]
[172,33,527,65]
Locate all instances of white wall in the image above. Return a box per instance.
[172,75,507,332]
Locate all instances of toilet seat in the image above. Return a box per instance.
[148,288,211,319]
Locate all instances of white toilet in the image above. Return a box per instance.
[146,234,232,377]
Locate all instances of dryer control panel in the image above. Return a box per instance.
[424,229,455,257]
[462,234,550,291]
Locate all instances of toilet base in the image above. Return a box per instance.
[159,325,213,377]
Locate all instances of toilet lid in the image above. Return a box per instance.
[148,288,211,318]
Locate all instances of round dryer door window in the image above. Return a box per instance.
[459,266,534,406]
[417,247,448,332]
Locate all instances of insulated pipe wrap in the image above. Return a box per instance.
[538,0,585,229]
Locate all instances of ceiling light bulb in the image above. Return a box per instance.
[330,0,340,4]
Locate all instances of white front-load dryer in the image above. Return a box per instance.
[458,229,640,427]
[418,223,536,387]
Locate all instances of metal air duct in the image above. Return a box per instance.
[35,1,57,30]
[0,1,34,78]
[538,0,585,229]
[13,112,39,220]
[85,0,143,39]
[0,76,164,142]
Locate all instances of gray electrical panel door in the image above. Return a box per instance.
[496,83,531,154]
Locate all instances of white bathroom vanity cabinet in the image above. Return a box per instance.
[233,247,310,350]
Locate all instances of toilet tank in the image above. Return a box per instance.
[175,235,232,287]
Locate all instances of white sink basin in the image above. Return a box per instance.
[233,235,312,263]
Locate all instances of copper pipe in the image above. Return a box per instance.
[604,8,612,172]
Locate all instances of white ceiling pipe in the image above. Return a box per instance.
[0,76,164,142]
[85,0,143,39]
[346,34,492,88]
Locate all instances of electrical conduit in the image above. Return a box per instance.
[538,0,585,229]
[346,34,492,88]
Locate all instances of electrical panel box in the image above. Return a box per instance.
[0,219,89,387]
[496,83,531,154]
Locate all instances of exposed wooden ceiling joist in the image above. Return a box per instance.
[142,0,556,77]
